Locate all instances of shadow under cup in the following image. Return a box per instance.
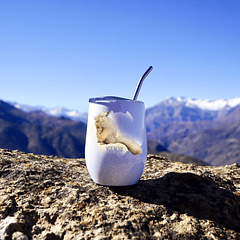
[85,96,148,186]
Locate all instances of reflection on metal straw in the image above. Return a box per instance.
[132,66,153,101]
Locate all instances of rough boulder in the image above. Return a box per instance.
[0,149,240,239]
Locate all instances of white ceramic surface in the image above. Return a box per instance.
[85,96,147,186]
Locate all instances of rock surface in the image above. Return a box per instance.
[0,149,240,239]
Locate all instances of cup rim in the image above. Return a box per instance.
[89,96,144,104]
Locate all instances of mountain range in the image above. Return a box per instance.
[2,97,240,166]
[7,100,88,124]
[146,97,240,166]
[145,96,240,131]
[0,100,86,158]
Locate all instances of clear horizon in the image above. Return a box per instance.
[1,0,240,112]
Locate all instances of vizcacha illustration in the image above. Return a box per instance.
[94,109,142,155]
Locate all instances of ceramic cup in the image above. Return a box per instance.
[85,96,147,186]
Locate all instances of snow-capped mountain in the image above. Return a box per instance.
[7,101,88,124]
[145,97,240,132]
[146,97,240,166]
[174,96,240,111]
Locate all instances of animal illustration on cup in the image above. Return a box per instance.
[94,109,142,155]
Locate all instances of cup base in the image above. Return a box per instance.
[93,179,140,187]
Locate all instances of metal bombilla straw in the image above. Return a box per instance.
[132,66,153,101]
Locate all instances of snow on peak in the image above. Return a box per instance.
[7,101,88,124]
[185,98,240,111]
[164,97,240,111]
[176,96,186,102]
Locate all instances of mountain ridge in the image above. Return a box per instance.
[7,96,240,126]
[7,100,88,124]
[0,99,208,165]
[0,100,87,158]
[164,96,240,111]
[147,104,240,166]
[145,96,240,132]
[3,97,240,166]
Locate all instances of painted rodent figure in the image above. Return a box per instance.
[94,109,142,155]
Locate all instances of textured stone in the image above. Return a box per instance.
[0,149,240,239]
[12,232,29,240]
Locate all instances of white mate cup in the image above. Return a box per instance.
[85,96,147,186]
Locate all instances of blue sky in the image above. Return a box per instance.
[1,0,240,112]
